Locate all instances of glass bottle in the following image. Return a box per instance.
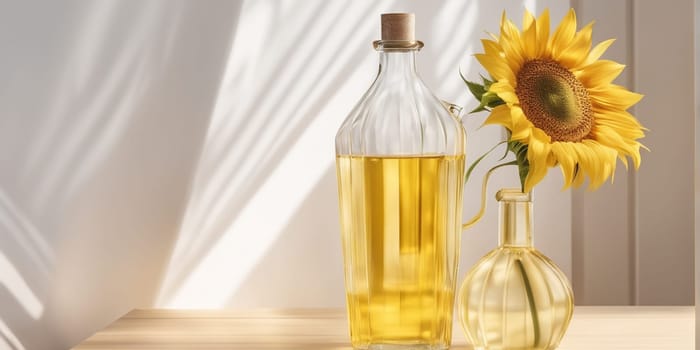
[458,189,574,350]
[335,13,466,350]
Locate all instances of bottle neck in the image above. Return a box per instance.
[378,50,418,78]
[497,190,533,248]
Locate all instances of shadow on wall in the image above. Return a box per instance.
[156,0,572,310]
[0,189,48,350]
[228,166,344,307]
[155,0,399,308]
[0,1,241,349]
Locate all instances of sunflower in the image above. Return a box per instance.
[470,9,646,192]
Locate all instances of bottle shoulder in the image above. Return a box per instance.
[462,246,571,291]
[335,74,465,156]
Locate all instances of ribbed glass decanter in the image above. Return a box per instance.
[335,13,466,350]
[458,189,574,350]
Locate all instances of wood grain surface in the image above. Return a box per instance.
[73,306,694,349]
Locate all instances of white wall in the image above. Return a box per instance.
[0,1,241,348]
[3,0,690,349]
[572,0,695,306]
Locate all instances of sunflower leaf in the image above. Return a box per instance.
[508,141,530,192]
[480,74,495,89]
[469,105,488,114]
[499,131,513,161]
[470,92,505,114]
[461,71,486,101]
[518,163,529,192]
[481,92,498,103]
[469,95,489,113]
[487,98,505,108]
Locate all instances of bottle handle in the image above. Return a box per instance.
[442,100,494,231]
[442,101,463,120]
[462,166,496,230]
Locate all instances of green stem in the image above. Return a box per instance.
[462,160,518,230]
[516,258,540,346]
[464,140,507,185]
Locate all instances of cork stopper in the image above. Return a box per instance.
[381,13,415,41]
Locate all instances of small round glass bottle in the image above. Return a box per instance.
[458,189,574,350]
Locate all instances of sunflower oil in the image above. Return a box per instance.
[336,155,464,347]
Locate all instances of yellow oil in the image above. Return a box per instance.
[336,155,464,348]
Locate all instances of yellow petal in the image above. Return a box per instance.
[592,109,645,133]
[551,142,577,188]
[596,149,616,187]
[510,107,533,141]
[595,120,645,139]
[522,10,538,59]
[497,16,526,75]
[583,38,615,66]
[487,31,500,42]
[524,130,552,192]
[581,140,617,189]
[588,84,643,109]
[499,16,526,72]
[535,9,551,57]
[500,40,525,76]
[572,162,586,187]
[591,106,640,120]
[591,125,630,153]
[490,80,519,105]
[523,9,535,31]
[501,16,523,49]
[550,9,577,59]
[481,39,502,57]
[576,59,625,88]
[619,152,630,170]
[559,21,594,69]
[530,125,552,143]
[590,125,643,168]
[475,53,516,82]
[567,142,592,188]
[629,142,644,169]
[484,105,513,129]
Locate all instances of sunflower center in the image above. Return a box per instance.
[516,59,593,142]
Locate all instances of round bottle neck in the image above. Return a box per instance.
[496,189,532,203]
[373,40,424,52]
[497,188,533,247]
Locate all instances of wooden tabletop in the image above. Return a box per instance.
[73,306,694,349]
